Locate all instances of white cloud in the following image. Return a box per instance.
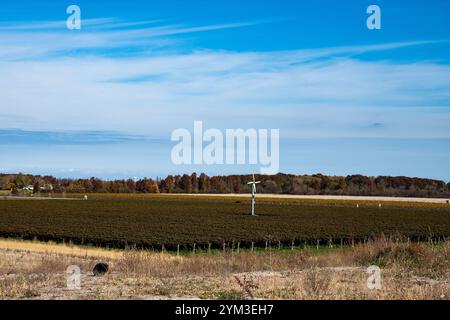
[0,20,449,140]
[0,18,263,60]
[0,18,117,31]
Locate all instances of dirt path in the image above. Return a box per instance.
[3,193,449,203]
[151,193,450,204]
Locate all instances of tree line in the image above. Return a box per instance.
[1,172,449,198]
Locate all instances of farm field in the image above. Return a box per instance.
[35,193,450,208]
[0,198,448,249]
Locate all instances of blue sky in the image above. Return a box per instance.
[1,0,450,180]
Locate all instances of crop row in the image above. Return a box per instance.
[0,199,448,249]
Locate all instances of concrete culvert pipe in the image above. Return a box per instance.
[93,262,110,276]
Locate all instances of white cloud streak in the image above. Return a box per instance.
[0,18,262,60]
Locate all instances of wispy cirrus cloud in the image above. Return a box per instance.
[1,17,441,62]
[1,46,450,139]
[0,18,263,60]
[0,128,155,145]
[0,18,117,31]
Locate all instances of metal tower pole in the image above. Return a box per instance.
[251,188,255,216]
[248,174,260,216]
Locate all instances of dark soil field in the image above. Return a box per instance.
[0,198,448,249]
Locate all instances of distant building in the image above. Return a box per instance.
[22,185,34,192]
[40,184,53,192]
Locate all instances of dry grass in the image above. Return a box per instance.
[0,238,122,259]
[0,237,448,300]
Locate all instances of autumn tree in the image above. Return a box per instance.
[181,174,192,193]
[198,173,210,193]
[126,179,136,193]
[234,176,241,193]
[191,173,199,193]
[136,178,159,193]
[0,172,448,197]
[160,175,174,193]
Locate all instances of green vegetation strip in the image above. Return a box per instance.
[0,199,448,249]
